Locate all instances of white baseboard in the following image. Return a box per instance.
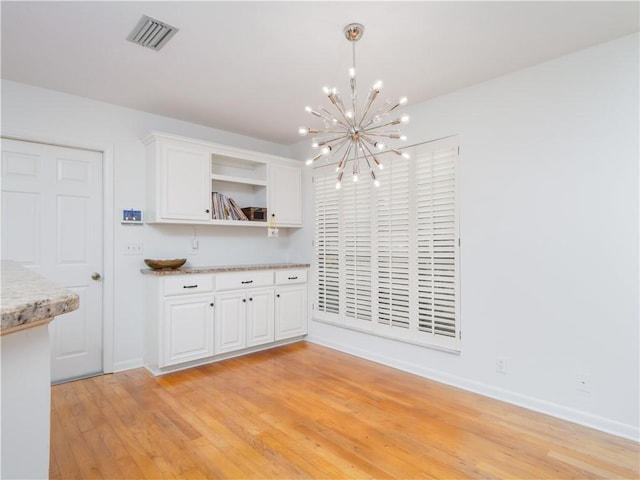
[112,358,144,373]
[307,336,640,442]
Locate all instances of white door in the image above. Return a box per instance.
[1,138,103,383]
[268,163,302,226]
[246,288,275,347]
[275,285,308,340]
[161,296,214,367]
[214,292,246,354]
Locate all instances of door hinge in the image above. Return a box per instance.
[458,238,461,247]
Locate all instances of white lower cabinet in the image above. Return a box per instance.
[162,295,214,367]
[215,287,275,354]
[145,267,307,374]
[275,285,307,340]
[246,289,275,347]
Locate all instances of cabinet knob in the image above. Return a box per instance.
[205,209,210,213]
[249,297,253,301]
[242,298,246,303]
[276,294,280,298]
[210,303,214,307]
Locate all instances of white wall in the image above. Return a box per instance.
[293,33,639,440]
[1,81,304,371]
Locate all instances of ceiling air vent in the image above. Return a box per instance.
[127,15,178,51]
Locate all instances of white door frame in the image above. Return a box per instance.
[1,129,115,374]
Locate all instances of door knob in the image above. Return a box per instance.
[91,272,101,281]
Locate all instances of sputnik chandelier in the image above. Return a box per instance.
[299,23,410,189]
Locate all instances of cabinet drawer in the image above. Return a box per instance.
[275,269,307,285]
[163,275,214,296]
[216,271,274,291]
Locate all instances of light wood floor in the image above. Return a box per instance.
[50,342,639,479]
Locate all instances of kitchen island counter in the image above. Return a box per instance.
[1,260,79,335]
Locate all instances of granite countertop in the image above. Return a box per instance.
[141,262,310,276]
[1,260,80,335]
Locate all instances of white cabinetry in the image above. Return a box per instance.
[274,270,308,340]
[144,266,308,375]
[144,132,302,227]
[163,295,214,366]
[215,270,275,354]
[215,287,274,354]
[269,163,302,227]
[145,274,215,371]
[145,136,211,222]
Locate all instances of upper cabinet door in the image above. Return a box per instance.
[160,142,211,221]
[268,163,302,227]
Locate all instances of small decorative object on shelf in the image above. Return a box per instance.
[144,258,187,270]
[241,207,267,221]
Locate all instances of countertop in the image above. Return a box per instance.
[1,260,80,335]
[141,262,310,276]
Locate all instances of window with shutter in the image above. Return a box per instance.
[377,156,411,330]
[342,178,372,322]
[314,172,340,315]
[313,136,460,351]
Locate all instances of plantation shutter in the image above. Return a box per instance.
[376,157,411,329]
[416,145,458,340]
[342,178,372,322]
[314,171,340,314]
[312,136,460,351]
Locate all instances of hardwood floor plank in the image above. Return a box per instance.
[50,342,640,479]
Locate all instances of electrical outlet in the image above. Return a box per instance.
[495,357,508,374]
[125,241,143,255]
[577,373,591,393]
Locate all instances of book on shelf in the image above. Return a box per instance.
[211,192,248,221]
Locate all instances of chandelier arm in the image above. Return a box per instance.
[318,107,352,131]
[327,137,352,160]
[336,142,354,173]
[358,90,380,129]
[330,97,356,128]
[310,108,350,130]
[360,97,406,129]
[362,118,402,132]
[315,134,350,148]
[359,139,384,169]
[358,140,375,171]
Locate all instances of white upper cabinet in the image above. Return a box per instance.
[268,163,302,227]
[160,142,211,221]
[144,132,302,227]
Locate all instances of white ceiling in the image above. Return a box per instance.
[2,1,638,145]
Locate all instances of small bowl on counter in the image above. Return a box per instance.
[144,258,187,270]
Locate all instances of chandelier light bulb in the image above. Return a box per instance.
[305,158,314,166]
[336,182,342,189]
[402,152,411,159]
[299,22,410,187]
[400,135,407,141]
